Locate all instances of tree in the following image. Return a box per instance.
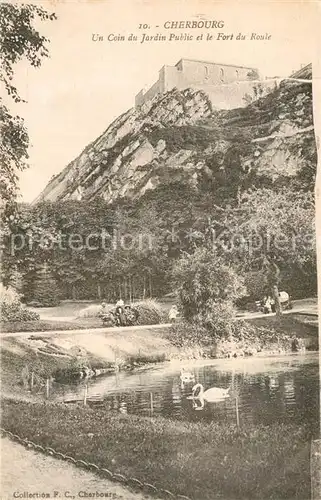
[262,254,282,317]
[172,247,246,337]
[0,3,56,216]
[207,188,315,290]
[31,263,60,307]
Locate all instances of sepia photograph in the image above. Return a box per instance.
[0,1,320,499]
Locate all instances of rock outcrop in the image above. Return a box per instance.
[35,65,315,204]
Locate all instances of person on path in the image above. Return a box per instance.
[115,299,125,326]
[263,296,272,314]
[169,305,179,322]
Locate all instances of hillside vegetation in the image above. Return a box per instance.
[2,67,317,304]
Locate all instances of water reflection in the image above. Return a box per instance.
[52,353,319,431]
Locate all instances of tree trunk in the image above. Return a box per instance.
[143,276,146,300]
[97,283,101,300]
[72,284,76,300]
[129,276,132,304]
[124,278,127,301]
[148,272,152,298]
[263,255,282,317]
[272,284,282,317]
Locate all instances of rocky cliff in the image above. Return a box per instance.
[35,65,315,204]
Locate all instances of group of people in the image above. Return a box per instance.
[260,291,291,314]
[99,300,180,327]
[99,299,139,327]
[261,295,276,314]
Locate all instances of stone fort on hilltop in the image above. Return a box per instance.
[135,58,262,110]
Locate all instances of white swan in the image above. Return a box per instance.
[180,368,195,383]
[192,383,231,401]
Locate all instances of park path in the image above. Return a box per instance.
[1,436,159,500]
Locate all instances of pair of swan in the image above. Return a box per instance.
[189,383,231,410]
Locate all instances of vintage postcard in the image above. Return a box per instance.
[1,0,320,499]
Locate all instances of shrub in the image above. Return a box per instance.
[168,320,212,348]
[173,248,246,319]
[133,299,167,325]
[148,125,216,153]
[201,300,237,338]
[0,285,40,322]
[172,248,246,337]
[53,366,87,383]
[127,353,166,365]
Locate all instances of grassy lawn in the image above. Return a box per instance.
[28,301,102,318]
[247,315,319,350]
[246,314,318,336]
[0,317,102,333]
[1,398,315,500]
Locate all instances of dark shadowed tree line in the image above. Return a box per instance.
[1,178,316,306]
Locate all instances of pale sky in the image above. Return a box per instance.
[5,0,320,202]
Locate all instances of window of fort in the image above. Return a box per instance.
[236,69,239,79]
[204,65,209,80]
[220,68,224,82]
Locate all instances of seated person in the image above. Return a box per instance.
[263,296,272,314]
[123,305,138,326]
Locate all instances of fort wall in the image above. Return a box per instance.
[190,79,277,109]
[135,58,261,110]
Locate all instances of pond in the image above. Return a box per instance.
[51,353,320,431]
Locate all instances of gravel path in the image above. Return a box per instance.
[1,437,159,500]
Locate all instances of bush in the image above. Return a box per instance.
[172,248,246,337]
[202,300,237,337]
[127,353,166,365]
[168,320,212,348]
[0,285,40,322]
[133,299,167,325]
[148,125,217,153]
[168,316,295,358]
[173,248,245,319]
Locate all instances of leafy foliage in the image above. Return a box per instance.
[172,247,246,337]
[132,299,167,325]
[148,125,218,153]
[0,104,29,208]
[0,3,56,217]
[0,3,56,101]
[169,320,212,348]
[0,284,39,322]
